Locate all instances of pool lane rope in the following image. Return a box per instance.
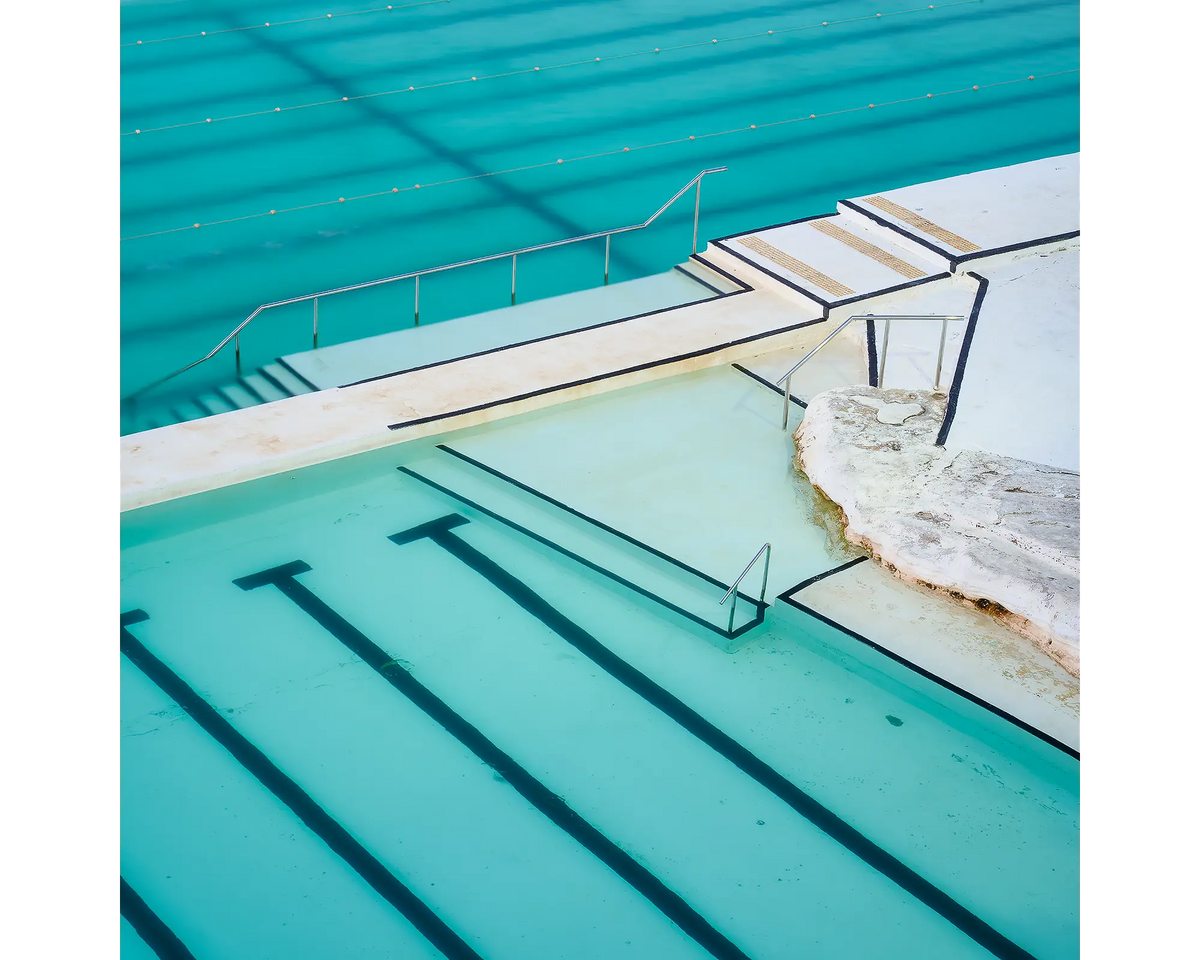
[119,67,1080,242]
[121,1,984,137]
[120,1,450,48]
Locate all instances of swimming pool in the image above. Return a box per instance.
[119,0,1079,410]
[120,365,1079,958]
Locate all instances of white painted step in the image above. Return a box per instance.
[837,154,1079,269]
[713,213,946,308]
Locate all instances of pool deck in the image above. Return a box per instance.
[120,154,1078,513]
[120,153,1081,750]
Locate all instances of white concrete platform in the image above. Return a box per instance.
[943,247,1079,472]
[709,213,947,310]
[120,285,828,511]
[784,558,1079,752]
[838,154,1079,267]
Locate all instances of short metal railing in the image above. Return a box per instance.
[776,314,966,431]
[124,166,728,402]
[718,543,771,633]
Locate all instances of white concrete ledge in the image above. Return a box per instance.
[121,288,828,511]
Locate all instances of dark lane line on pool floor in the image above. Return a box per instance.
[119,609,485,960]
[120,875,198,960]
[232,558,754,960]
[384,514,1041,960]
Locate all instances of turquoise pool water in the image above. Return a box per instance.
[120,367,1079,959]
[120,0,1079,403]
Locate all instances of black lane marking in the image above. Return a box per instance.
[433,445,746,594]
[952,230,1080,268]
[387,517,1040,960]
[781,556,870,596]
[233,560,754,960]
[119,610,485,960]
[935,273,989,447]
[120,876,198,960]
[398,468,762,639]
[343,287,749,390]
[711,210,838,242]
[709,239,833,309]
[710,238,951,311]
[674,263,725,296]
[730,363,807,408]
[838,199,1079,270]
[274,357,321,393]
[837,199,952,263]
[688,253,753,291]
[775,595,1079,760]
[384,311,827,430]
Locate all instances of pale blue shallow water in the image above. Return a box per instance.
[120,368,1079,959]
[120,0,1079,404]
[120,3,1080,952]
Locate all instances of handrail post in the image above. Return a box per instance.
[935,317,948,389]
[235,333,241,376]
[719,542,772,634]
[123,168,729,405]
[781,374,793,431]
[878,319,891,387]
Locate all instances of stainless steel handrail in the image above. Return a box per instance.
[718,542,771,633]
[776,314,966,431]
[125,166,728,402]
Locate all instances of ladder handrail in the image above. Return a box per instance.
[719,542,771,633]
[777,314,966,431]
[124,166,728,402]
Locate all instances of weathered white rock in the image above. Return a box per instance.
[795,387,1079,676]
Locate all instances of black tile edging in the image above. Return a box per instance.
[709,239,834,310]
[398,467,764,640]
[839,197,1080,270]
[780,556,870,595]
[838,198,953,262]
[437,445,738,590]
[711,210,838,243]
[688,253,753,292]
[935,272,989,447]
[953,230,1080,267]
[385,311,828,431]
[730,363,807,408]
[834,271,952,308]
[673,263,724,296]
[775,593,1079,760]
[340,285,749,390]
